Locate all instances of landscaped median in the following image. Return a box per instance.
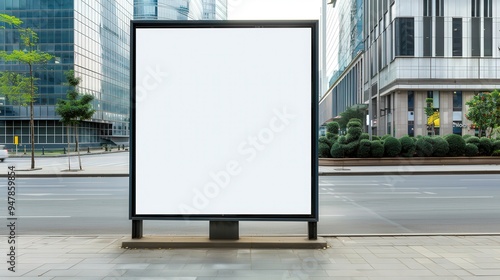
[319,156,500,166]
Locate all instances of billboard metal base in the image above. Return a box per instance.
[132,220,143,239]
[209,221,239,240]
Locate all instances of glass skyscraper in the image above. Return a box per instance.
[134,0,227,20]
[0,0,133,149]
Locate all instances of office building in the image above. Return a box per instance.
[134,0,227,20]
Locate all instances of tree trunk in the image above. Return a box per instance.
[67,125,71,170]
[29,63,35,169]
[75,124,82,170]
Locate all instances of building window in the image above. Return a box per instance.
[452,18,462,56]
[408,91,414,111]
[423,0,432,16]
[484,0,492,17]
[408,91,414,137]
[423,16,432,57]
[453,91,462,111]
[436,0,443,16]
[395,18,414,56]
[472,0,480,17]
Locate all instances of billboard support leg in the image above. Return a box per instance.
[308,222,317,240]
[209,221,239,240]
[132,220,143,239]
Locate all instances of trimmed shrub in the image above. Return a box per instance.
[357,139,371,158]
[400,136,416,157]
[346,127,362,142]
[370,141,384,158]
[492,140,500,152]
[431,137,449,157]
[462,134,473,140]
[318,142,331,158]
[465,136,480,146]
[337,135,347,144]
[381,134,391,140]
[359,133,369,140]
[344,141,359,157]
[478,137,492,156]
[444,134,466,156]
[326,122,339,134]
[415,137,433,157]
[347,119,362,129]
[330,142,344,158]
[464,143,479,157]
[372,135,380,141]
[319,136,330,146]
[383,136,402,157]
[492,150,500,156]
[326,132,339,143]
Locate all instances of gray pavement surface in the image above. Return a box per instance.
[2,153,500,278]
[1,235,500,279]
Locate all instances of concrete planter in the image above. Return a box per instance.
[319,157,500,166]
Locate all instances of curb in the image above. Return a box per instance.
[319,170,500,176]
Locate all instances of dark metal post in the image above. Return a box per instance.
[42,147,45,155]
[87,147,90,153]
[63,147,66,154]
[132,220,143,239]
[308,222,317,240]
[209,221,239,240]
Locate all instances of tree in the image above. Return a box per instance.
[465,90,500,138]
[424,98,439,136]
[0,14,53,169]
[338,107,365,131]
[56,71,95,170]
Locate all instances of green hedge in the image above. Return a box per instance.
[400,136,416,157]
[318,142,331,158]
[478,138,492,156]
[346,127,362,142]
[465,136,480,146]
[347,120,362,129]
[492,150,500,156]
[462,134,473,140]
[444,134,466,156]
[330,142,344,158]
[326,122,339,134]
[416,137,433,157]
[492,140,500,152]
[370,141,384,158]
[432,137,449,157]
[359,133,369,140]
[465,143,479,156]
[357,139,371,158]
[383,137,401,157]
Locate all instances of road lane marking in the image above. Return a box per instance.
[423,192,436,195]
[0,216,71,218]
[19,194,113,196]
[368,192,421,195]
[416,196,493,199]
[15,199,77,201]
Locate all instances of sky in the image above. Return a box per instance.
[228,0,322,20]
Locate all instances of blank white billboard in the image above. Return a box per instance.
[131,21,318,220]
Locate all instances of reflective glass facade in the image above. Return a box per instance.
[0,0,133,148]
[134,0,226,20]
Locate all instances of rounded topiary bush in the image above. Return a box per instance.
[444,134,466,156]
[400,136,416,157]
[359,133,369,140]
[492,140,500,152]
[337,135,347,144]
[330,142,345,158]
[432,137,449,157]
[492,150,500,156]
[357,139,371,158]
[465,136,480,146]
[319,136,331,146]
[383,136,401,157]
[372,135,380,141]
[318,142,331,158]
[346,127,362,142]
[415,137,433,157]
[326,122,339,134]
[381,134,391,140]
[347,120,362,129]
[344,141,359,157]
[370,141,384,158]
[464,143,479,156]
[478,137,492,156]
[462,134,473,140]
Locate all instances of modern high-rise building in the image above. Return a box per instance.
[321,0,500,138]
[0,0,133,149]
[134,0,227,20]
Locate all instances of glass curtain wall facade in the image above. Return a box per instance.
[319,0,364,125]
[134,0,227,20]
[0,0,133,149]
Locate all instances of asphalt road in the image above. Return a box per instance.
[3,174,500,236]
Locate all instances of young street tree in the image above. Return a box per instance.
[465,90,500,138]
[0,14,53,169]
[56,70,95,170]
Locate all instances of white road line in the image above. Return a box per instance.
[384,187,419,190]
[460,179,499,181]
[19,194,113,196]
[321,215,345,217]
[423,192,436,195]
[0,216,71,218]
[416,196,494,199]
[14,199,77,201]
[368,192,421,195]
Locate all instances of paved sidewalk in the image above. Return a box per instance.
[1,235,499,279]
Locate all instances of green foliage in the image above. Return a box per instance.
[370,141,384,158]
[357,139,371,158]
[330,142,344,158]
[318,142,331,158]
[464,143,479,156]
[338,108,365,130]
[372,135,380,141]
[478,137,492,156]
[359,133,369,140]
[415,137,433,157]
[381,134,391,140]
[56,71,95,125]
[492,140,500,152]
[346,127,362,142]
[465,90,500,138]
[465,136,480,146]
[325,132,338,142]
[462,134,473,140]
[337,135,347,144]
[432,137,449,157]
[383,136,401,157]
[491,150,500,156]
[344,141,359,157]
[0,72,32,105]
[0,14,23,27]
[400,136,416,157]
[326,122,340,134]
[444,134,466,156]
[319,136,332,147]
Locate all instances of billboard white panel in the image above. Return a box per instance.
[131,21,318,220]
